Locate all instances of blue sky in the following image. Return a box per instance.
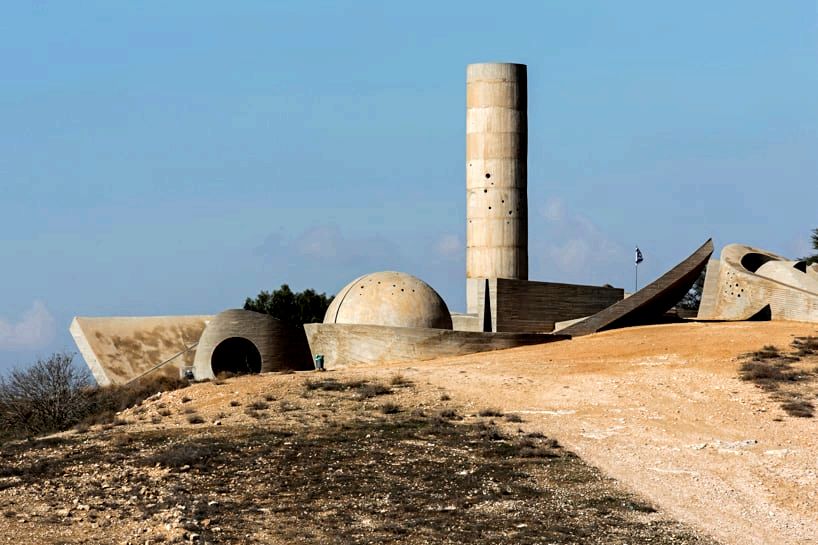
[1,1,816,371]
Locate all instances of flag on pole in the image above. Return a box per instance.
[635,247,643,265]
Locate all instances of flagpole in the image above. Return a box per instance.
[635,261,638,292]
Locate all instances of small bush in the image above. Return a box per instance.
[187,414,205,424]
[478,408,504,417]
[305,378,345,392]
[389,374,412,386]
[505,413,523,423]
[440,393,451,401]
[248,401,269,411]
[436,409,461,420]
[476,421,504,441]
[181,396,192,404]
[793,336,818,356]
[781,400,814,418]
[380,402,400,414]
[353,383,391,399]
[229,400,241,407]
[157,408,172,417]
[264,394,276,402]
[749,345,782,360]
[279,401,298,412]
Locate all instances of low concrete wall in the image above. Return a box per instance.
[481,278,623,333]
[304,323,568,368]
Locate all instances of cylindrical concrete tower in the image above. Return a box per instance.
[466,62,528,313]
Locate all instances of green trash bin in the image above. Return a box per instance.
[314,354,325,371]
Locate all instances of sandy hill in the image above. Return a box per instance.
[1,321,816,544]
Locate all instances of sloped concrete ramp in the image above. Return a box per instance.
[560,239,714,336]
[70,315,211,386]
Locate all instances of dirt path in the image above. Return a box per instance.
[372,321,818,545]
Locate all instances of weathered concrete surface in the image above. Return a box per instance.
[193,309,312,380]
[697,244,818,322]
[466,62,528,313]
[304,323,568,369]
[324,271,452,330]
[450,313,482,332]
[561,239,714,336]
[70,315,211,386]
[476,278,624,333]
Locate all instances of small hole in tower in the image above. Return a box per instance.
[488,206,492,210]
[483,189,487,193]
[485,173,491,179]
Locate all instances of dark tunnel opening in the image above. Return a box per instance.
[211,337,262,376]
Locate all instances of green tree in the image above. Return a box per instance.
[678,269,706,311]
[244,284,334,327]
[804,228,818,265]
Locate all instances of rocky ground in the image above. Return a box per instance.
[2,320,817,544]
[0,369,715,544]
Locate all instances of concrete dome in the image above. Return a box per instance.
[324,271,453,330]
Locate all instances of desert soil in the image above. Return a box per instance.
[377,321,818,545]
[1,320,815,544]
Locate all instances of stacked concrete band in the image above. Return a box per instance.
[466,63,528,315]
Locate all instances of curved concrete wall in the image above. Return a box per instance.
[466,62,528,313]
[756,261,818,294]
[697,244,818,322]
[193,309,312,380]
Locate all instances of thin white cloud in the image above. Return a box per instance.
[435,233,462,259]
[0,301,56,350]
[535,197,625,281]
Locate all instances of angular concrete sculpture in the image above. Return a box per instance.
[193,309,312,380]
[560,239,714,336]
[697,244,818,322]
[325,271,453,330]
[70,315,211,386]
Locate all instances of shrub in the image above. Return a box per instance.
[0,353,90,436]
[248,401,269,411]
[83,374,189,426]
[781,400,814,418]
[389,374,412,386]
[478,408,504,417]
[436,409,461,420]
[187,414,205,424]
[353,383,391,399]
[380,402,400,414]
[505,413,523,423]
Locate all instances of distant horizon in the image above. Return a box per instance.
[2,1,816,371]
